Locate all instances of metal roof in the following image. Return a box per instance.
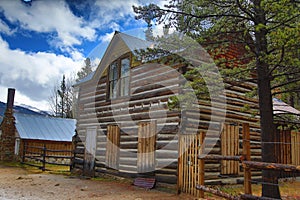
[118,32,152,52]
[273,98,300,115]
[14,113,76,142]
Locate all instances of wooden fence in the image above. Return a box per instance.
[21,142,73,171]
[178,123,300,199]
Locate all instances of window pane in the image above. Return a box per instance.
[121,58,130,77]
[109,80,118,99]
[120,77,130,96]
[109,62,118,81]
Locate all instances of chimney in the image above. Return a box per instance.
[6,88,15,110]
[0,88,16,161]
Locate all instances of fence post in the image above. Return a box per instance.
[42,144,46,171]
[243,123,252,195]
[22,141,26,163]
[198,131,205,198]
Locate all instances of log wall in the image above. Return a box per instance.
[73,59,262,185]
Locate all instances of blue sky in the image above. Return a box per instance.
[0,0,164,111]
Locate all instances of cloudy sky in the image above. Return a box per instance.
[0,0,163,111]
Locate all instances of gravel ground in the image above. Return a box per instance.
[0,164,194,200]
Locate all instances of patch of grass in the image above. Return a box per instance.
[0,161,26,167]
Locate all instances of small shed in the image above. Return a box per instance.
[14,113,76,162]
[0,88,76,162]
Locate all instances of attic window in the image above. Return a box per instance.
[108,56,130,99]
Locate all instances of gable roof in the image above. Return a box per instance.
[14,113,76,142]
[74,31,152,86]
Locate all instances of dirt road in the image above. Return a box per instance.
[0,164,194,200]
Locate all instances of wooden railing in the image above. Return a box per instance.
[21,143,73,171]
[196,123,300,200]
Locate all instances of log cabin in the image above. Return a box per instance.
[72,31,300,190]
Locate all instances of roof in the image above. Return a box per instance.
[273,98,300,115]
[0,101,48,124]
[74,31,152,86]
[14,113,76,142]
[117,31,152,52]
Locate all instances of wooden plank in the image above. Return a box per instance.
[291,131,300,165]
[199,132,205,198]
[221,123,239,175]
[243,123,252,195]
[177,136,183,194]
[196,185,239,200]
[243,161,300,172]
[137,121,156,173]
[106,125,120,170]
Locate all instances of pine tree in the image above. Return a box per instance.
[134,1,300,198]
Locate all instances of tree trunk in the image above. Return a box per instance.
[254,0,281,198]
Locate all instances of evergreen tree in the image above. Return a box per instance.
[134,1,300,198]
[76,57,93,82]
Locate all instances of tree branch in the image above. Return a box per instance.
[271,77,300,90]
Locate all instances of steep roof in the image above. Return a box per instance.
[117,31,152,52]
[14,113,76,142]
[74,31,152,86]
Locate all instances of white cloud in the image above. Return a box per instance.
[99,31,115,43]
[0,36,83,110]
[0,1,96,50]
[0,19,15,35]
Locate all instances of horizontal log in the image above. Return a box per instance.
[199,154,243,161]
[196,185,239,200]
[73,158,84,164]
[243,161,300,172]
[155,174,177,184]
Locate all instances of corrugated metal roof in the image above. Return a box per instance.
[273,98,300,115]
[14,113,76,142]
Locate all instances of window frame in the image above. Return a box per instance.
[107,53,131,100]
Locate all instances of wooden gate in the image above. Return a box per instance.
[137,120,157,173]
[178,123,240,197]
[221,123,240,175]
[178,133,204,197]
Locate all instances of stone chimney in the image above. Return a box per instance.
[0,88,16,161]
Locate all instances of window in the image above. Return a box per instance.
[108,56,130,99]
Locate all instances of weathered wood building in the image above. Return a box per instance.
[72,31,300,189]
[0,89,76,163]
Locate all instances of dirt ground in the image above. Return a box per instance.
[0,164,299,200]
[0,164,194,200]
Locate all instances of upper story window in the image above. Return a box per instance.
[108,56,130,99]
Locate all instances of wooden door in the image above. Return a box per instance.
[106,124,120,170]
[84,127,97,176]
[137,120,157,173]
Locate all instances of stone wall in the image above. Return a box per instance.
[0,109,16,161]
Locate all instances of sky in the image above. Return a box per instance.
[0,0,164,112]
